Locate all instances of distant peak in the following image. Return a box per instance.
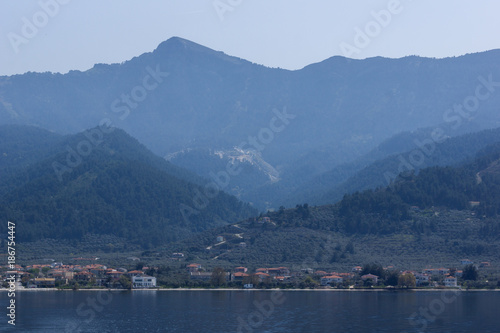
[153,36,246,65]
[155,36,213,54]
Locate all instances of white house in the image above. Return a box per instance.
[444,276,457,287]
[415,273,430,285]
[321,275,343,286]
[132,275,157,288]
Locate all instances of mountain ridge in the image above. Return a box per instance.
[2,37,500,209]
[0,125,257,247]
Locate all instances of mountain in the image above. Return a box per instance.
[287,126,500,206]
[0,125,63,183]
[161,145,500,270]
[1,37,500,209]
[0,125,256,247]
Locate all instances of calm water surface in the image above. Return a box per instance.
[0,290,498,332]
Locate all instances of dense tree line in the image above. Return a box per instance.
[333,145,500,234]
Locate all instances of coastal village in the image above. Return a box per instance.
[1,257,497,290]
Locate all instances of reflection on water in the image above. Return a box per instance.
[0,290,498,332]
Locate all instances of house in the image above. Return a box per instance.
[361,274,378,284]
[239,242,247,248]
[126,270,144,277]
[260,217,271,224]
[62,271,74,280]
[275,276,290,282]
[321,275,343,286]
[423,268,439,275]
[232,272,249,281]
[189,272,213,281]
[454,270,463,278]
[256,268,269,274]
[47,269,65,280]
[338,272,355,279]
[444,276,457,287]
[414,273,430,285]
[479,262,491,268]
[132,275,157,288]
[460,259,473,266]
[301,268,314,275]
[254,272,270,281]
[172,253,184,259]
[90,268,106,277]
[438,268,450,276]
[34,278,56,288]
[267,267,290,276]
[352,266,362,273]
[74,271,94,282]
[314,271,328,277]
[234,267,248,273]
[216,236,225,243]
[105,270,123,279]
[186,263,202,272]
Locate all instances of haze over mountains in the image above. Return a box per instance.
[1,36,500,212]
[164,144,500,270]
[0,125,256,247]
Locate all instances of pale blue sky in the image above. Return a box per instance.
[1,0,499,75]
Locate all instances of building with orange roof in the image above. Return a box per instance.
[444,276,457,287]
[74,271,94,282]
[234,267,248,273]
[231,272,249,281]
[361,274,378,284]
[127,270,144,277]
[186,263,202,272]
[321,275,343,286]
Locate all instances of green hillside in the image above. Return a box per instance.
[158,146,500,270]
[0,126,256,248]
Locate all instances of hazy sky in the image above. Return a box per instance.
[1,0,499,76]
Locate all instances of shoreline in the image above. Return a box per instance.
[2,287,499,292]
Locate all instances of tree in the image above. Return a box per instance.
[210,267,227,287]
[303,276,318,288]
[119,275,132,289]
[243,274,260,286]
[361,263,384,278]
[462,264,478,281]
[345,241,355,254]
[28,268,40,277]
[386,271,400,286]
[398,273,416,288]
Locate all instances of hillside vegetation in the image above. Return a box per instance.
[159,146,500,270]
[0,126,256,248]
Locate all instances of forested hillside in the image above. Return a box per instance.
[0,126,256,247]
[159,146,500,270]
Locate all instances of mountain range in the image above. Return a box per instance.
[2,37,500,256]
[2,37,500,209]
